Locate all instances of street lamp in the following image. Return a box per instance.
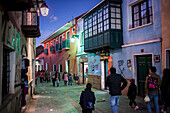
[40,3,49,16]
[71,35,79,42]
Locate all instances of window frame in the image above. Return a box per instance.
[132,0,152,28]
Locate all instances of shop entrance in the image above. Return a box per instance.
[101,59,108,90]
[137,55,152,96]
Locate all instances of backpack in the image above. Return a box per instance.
[147,75,159,91]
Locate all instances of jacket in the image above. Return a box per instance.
[106,73,127,96]
[80,88,96,110]
[127,83,137,99]
[145,72,161,95]
[161,74,170,103]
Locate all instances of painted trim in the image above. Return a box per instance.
[128,23,153,31]
[122,38,161,48]
[165,48,170,68]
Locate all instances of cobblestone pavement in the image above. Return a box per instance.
[25,81,167,113]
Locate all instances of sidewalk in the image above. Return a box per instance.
[24,81,167,113]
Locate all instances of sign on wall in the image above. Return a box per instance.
[108,56,113,75]
[88,55,101,75]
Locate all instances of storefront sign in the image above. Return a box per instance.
[108,56,113,75]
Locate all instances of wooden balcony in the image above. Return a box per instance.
[21,11,40,38]
[50,46,55,53]
[62,39,70,50]
[44,49,48,55]
[84,30,122,52]
[56,43,62,53]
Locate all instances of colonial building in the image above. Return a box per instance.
[36,45,44,72]
[161,0,170,70]
[41,15,83,76]
[0,0,47,112]
[83,0,162,96]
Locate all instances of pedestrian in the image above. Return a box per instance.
[63,71,68,86]
[52,73,56,87]
[35,71,37,85]
[45,71,50,83]
[106,67,127,113]
[68,74,73,86]
[74,74,79,85]
[40,70,44,83]
[80,83,96,113]
[55,71,60,87]
[161,68,170,113]
[145,66,161,113]
[127,79,139,110]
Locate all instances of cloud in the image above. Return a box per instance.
[49,15,58,22]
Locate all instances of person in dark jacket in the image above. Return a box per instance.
[106,67,127,113]
[80,83,96,113]
[161,68,170,113]
[127,79,139,110]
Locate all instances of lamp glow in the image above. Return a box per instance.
[71,37,75,42]
[40,3,49,16]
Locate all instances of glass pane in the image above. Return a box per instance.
[142,17,147,25]
[141,2,146,10]
[107,19,109,24]
[149,8,152,15]
[111,24,116,29]
[116,8,120,13]
[134,20,139,27]
[106,8,108,13]
[134,6,139,13]
[111,7,115,12]
[104,26,106,31]
[111,19,115,23]
[149,0,152,7]
[116,13,121,18]
[116,19,120,24]
[104,20,107,25]
[141,10,147,18]
[107,24,109,29]
[116,24,121,29]
[111,13,115,18]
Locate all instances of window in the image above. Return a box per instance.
[62,33,65,38]
[41,65,43,70]
[80,31,84,45]
[72,27,75,32]
[53,64,56,72]
[47,43,49,49]
[103,4,109,31]
[110,4,121,29]
[59,64,62,73]
[53,40,55,46]
[66,31,70,40]
[88,15,92,37]
[51,41,52,44]
[2,47,10,100]
[132,0,152,28]
[38,65,40,71]
[46,62,48,71]
[93,12,97,35]
[98,8,103,33]
[56,38,58,42]
[84,18,88,38]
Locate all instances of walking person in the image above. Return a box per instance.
[161,68,170,113]
[74,74,79,85]
[106,67,127,113]
[52,73,56,87]
[80,83,96,113]
[63,71,68,86]
[56,71,60,87]
[145,66,161,113]
[127,79,139,110]
[68,74,73,86]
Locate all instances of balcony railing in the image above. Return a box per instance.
[62,39,70,50]
[44,49,48,55]
[84,30,122,52]
[21,11,40,38]
[50,46,55,53]
[56,43,62,51]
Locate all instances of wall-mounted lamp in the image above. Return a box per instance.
[40,3,49,16]
[71,35,79,42]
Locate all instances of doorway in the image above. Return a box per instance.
[166,50,170,68]
[101,59,108,90]
[137,55,152,96]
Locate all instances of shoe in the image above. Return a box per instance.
[161,109,166,113]
[128,105,133,108]
[135,106,139,110]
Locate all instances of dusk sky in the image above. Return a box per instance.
[37,0,103,47]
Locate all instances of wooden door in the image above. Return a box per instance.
[137,55,152,96]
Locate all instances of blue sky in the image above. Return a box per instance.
[37,0,102,47]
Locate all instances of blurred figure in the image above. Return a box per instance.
[52,73,56,87]
[63,71,68,86]
[161,68,170,113]
[68,74,73,86]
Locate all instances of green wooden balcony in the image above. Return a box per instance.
[62,39,70,50]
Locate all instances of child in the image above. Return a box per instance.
[68,74,73,86]
[80,83,96,113]
[52,74,56,87]
[127,79,139,110]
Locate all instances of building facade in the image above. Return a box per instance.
[161,0,170,70]
[41,16,83,77]
[0,0,44,112]
[83,0,162,96]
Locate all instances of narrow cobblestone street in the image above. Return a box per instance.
[23,81,160,113]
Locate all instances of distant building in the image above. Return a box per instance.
[36,45,44,72]
[161,0,170,70]
[41,15,83,77]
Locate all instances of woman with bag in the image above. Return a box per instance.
[161,69,170,113]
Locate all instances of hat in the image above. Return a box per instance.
[130,79,135,83]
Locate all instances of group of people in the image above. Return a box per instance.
[62,71,79,86]
[35,70,50,84]
[79,67,170,113]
